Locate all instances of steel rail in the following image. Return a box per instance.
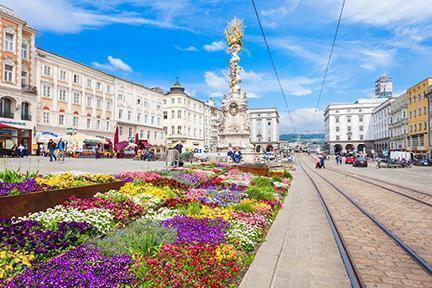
[323,166,432,208]
[298,160,364,288]
[302,159,432,276]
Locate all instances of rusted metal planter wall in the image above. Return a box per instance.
[236,166,270,176]
[0,181,126,219]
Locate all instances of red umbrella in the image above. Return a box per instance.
[135,133,139,145]
[113,126,119,152]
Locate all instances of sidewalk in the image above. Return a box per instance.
[240,164,350,288]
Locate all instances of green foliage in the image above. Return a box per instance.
[283,171,292,179]
[0,168,38,183]
[252,177,273,188]
[92,219,176,257]
[233,202,255,213]
[178,202,201,216]
[245,186,275,201]
[272,176,282,182]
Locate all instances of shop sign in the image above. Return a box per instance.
[0,120,27,127]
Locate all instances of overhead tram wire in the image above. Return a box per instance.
[309,0,346,127]
[251,0,297,134]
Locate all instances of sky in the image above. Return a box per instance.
[4,0,432,133]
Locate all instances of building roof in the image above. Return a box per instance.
[0,5,36,32]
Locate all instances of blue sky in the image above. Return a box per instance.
[4,0,432,133]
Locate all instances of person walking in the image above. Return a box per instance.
[320,154,326,168]
[95,143,100,159]
[47,139,57,162]
[57,138,66,161]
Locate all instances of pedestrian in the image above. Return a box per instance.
[320,154,325,168]
[232,147,242,163]
[57,138,66,161]
[17,143,25,157]
[47,139,57,162]
[95,143,100,159]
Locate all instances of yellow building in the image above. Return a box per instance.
[406,78,432,158]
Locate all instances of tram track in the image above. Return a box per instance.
[298,158,432,287]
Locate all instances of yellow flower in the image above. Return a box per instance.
[193,205,233,221]
[119,183,175,199]
[215,244,237,262]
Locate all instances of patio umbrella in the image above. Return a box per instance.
[113,127,119,152]
[135,133,139,145]
[0,123,16,129]
[115,140,128,151]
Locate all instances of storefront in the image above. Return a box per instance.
[0,121,33,156]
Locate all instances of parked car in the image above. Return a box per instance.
[413,158,432,166]
[345,156,356,164]
[353,157,367,167]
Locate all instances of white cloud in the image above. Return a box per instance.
[261,6,288,17]
[203,69,318,100]
[357,48,395,71]
[175,45,198,52]
[92,56,132,72]
[2,0,183,33]
[280,108,324,133]
[203,40,227,52]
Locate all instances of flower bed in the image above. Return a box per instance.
[1,165,293,287]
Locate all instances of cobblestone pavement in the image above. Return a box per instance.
[240,161,350,288]
[324,155,432,194]
[0,156,167,174]
[300,155,432,287]
[303,155,432,268]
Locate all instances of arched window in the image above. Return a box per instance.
[21,102,31,120]
[0,98,13,118]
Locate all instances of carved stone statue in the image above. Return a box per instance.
[218,18,253,161]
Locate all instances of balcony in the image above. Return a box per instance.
[0,111,14,119]
[21,84,37,94]
[21,114,32,121]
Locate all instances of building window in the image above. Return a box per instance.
[59,70,67,80]
[171,126,175,134]
[42,84,51,98]
[127,111,132,120]
[96,120,101,130]
[118,109,123,119]
[154,131,157,139]
[4,32,14,51]
[414,110,416,117]
[359,115,363,122]
[117,94,123,101]
[178,98,182,104]
[73,116,78,127]
[171,98,175,104]
[347,116,351,123]
[87,118,92,129]
[106,100,112,111]
[86,95,92,107]
[4,64,13,82]
[73,74,80,84]
[177,110,182,118]
[144,114,148,123]
[171,110,175,119]
[87,79,92,88]
[425,122,427,131]
[21,71,27,87]
[137,98,141,105]
[137,113,141,122]
[147,131,150,139]
[163,111,168,119]
[106,121,110,131]
[177,126,182,134]
[336,127,339,132]
[58,114,65,125]
[43,111,49,123]
[140,130,144,139]
[43,65,51,76]
[359,126,363,131]
[419,108,421,116]
[107,85,111,93]
[96,82,102,90]
[119,126,123,135]
[59,89,67,101]
[21,43,28,59]
[335,117,339,123]
[128,128,132,137]
[347,126,351,132]
[151,116,154,124]
[96,97,103,109]
[157,117,160,126]
[360,134,364,140]
[73,92,81,104]
[336,135,340,141]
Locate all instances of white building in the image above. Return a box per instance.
[35,49,115,141]
[113,78,164,146]
[0,6,37,153]
[375,74,393,98]
[371,98,394,154]
[250,107,280,151]
[162,80,206,148]
[389,93,408,151]
[204,98,220,151]
[324,98,387,154]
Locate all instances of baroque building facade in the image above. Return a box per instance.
[249,107,280,151]
[0,5,37,152]
[389,93,408,151]
[371,98,394,155]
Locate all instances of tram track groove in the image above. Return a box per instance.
[299,157,432,287]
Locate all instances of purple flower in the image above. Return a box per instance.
[162,216,229,245]
[0,179,49,197]
[7,245,135,288]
